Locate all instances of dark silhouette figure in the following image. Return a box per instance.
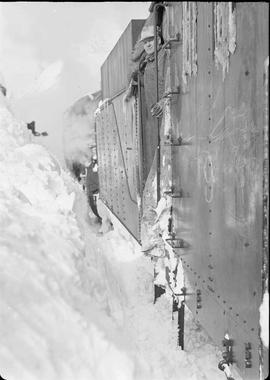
[27,121,48,137]
[71,161,84,182]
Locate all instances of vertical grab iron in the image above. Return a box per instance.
[153,2,165,204]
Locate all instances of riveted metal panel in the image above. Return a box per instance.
[95,93,141,242]
[162,2,268,379]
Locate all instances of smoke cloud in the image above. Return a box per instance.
[63,91,101,172]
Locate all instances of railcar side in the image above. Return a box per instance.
[95,3,269,379]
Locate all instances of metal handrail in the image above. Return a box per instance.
[153,2,166,204]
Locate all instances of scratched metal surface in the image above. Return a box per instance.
[262,36,269,380]
[165,3,268,379]
[95,94,141,242]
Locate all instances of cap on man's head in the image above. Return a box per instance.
[139,25,162,43]
[139,25,155,42]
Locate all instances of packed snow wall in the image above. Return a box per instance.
[0,95,139,380]
[0,88,240,380]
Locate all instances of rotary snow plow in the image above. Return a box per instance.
[94,3,269,379]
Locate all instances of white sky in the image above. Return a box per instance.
[0,2,150,163]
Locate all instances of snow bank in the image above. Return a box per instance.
[0,101,135,380]
[0,98,243,380]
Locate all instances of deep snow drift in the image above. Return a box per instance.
[0,99,135,380]
[0,97,245,380]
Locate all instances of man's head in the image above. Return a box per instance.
[139,25,161,55]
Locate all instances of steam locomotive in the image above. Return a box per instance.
[92,2,269,379]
